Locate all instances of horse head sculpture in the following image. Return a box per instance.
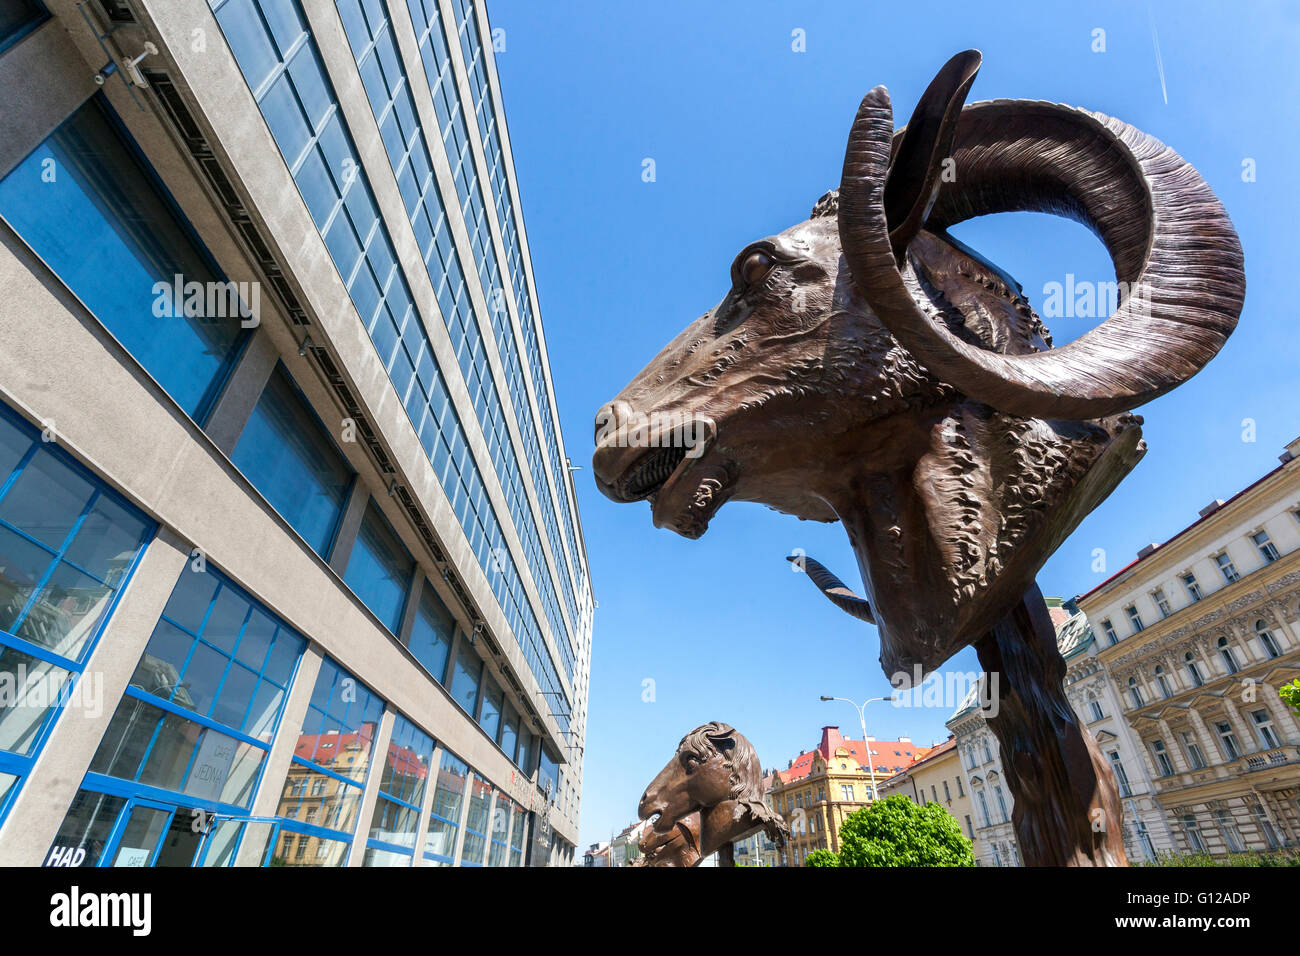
[635,722,787,866]
[598,51,1245,866]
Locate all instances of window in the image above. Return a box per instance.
[460,774,492,865]
[1154,666,1172,699]
[983,740,993,764]
[1089,697,1105,721]
[407,581,456,683]
[342,500,413,634]
[1215,552,1240,584]
[1182,814,1206,854]
[1251,710,1281,750]
[90,563,306,804]
[956,777,964,797]
[964,814,973,838]
[1255,620,1281,659]
[276,657,383,856]
[478,676,502,740]
[1181,573,1203,602]
[0,95,247,420]
[1180,732,1207,770]
[1215,810,1244,853]
[1106,751,1132,797]
[1102,619,1118,646]
[0,0,47,52]
[424,750,468,864]
[364,713,434,866]
[232,364,352,557]
[448,641,483,717]
[1184,653,1204,688]
[1125,605,1144,633]
[1152,588,1172,618]
[0,406,153,823]
[1253,804,1281,849]
[994,786,1009,823]
[1217,637,1240,674]
[1151,739,1174,776]
[1127,677,1144,709]
[1216,722,1241,760]
[943,781,951,801]
[931,785,938,802]
[977,790,991,827]
[1252,530,1280,563]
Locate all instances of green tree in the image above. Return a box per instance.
[810,794,975,867]
[1281,679,1300,718]
[804,848,841,867]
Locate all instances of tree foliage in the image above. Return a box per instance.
[1281,679,1300,717]
[803,849,841,867]
[805,794,975,867]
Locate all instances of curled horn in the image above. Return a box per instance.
[838,52,1246,421]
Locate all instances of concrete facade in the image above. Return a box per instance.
[0,0,589,867]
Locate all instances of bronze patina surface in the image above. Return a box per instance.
[635,722,787,867]
[597,51,1245,866]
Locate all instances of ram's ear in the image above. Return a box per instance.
[883,49,982,258]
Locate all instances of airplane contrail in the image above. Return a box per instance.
[1149,6,1168,105]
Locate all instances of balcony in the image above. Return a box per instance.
[1240,746,1300,774]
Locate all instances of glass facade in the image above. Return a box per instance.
[423,749,466,864]
[232,363,353,557]
[0,0,583,868]
[274,656,382,864]
[0,402,153,824]
[0,95,247,420]
[45,563,306,866]
[363,712,433,865]
[209,0,576,740]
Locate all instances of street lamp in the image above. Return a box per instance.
[819,695,893,800]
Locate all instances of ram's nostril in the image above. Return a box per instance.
[594,400,636,446]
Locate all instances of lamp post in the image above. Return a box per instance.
[819,695,893,800]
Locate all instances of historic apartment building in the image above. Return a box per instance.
[0,0,592,867]
[770,726,917,865]
[947,681,1022,866]
[1077,436,1300,858]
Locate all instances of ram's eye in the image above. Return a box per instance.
[740,250,774,286]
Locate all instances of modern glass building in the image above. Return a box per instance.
[0,0,591,867]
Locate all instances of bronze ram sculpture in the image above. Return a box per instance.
[634,722,787,867]
[593,50,1245,866]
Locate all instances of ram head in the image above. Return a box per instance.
[592,51,1244,681]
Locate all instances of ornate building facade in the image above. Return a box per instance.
[769,726,916,865]
[1077,436,1300,857]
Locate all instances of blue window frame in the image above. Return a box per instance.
[232,362,353,557]
[343,499,413,634]
[478,673,501,741]
[487,795,510,866]
[0,402,153,825]
[363,712,433,866]
[0,0,47,53]
[423,748,466,864]
[51,563,309,866]
[275,656,382,859]
[407,578,455,684]
[0,94,248,421]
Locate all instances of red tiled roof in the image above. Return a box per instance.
[777,727,918,784]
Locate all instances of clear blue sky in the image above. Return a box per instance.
[487,0,1300,849]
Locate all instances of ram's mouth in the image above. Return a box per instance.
[615,445,693,501]
[595,420,734,538]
